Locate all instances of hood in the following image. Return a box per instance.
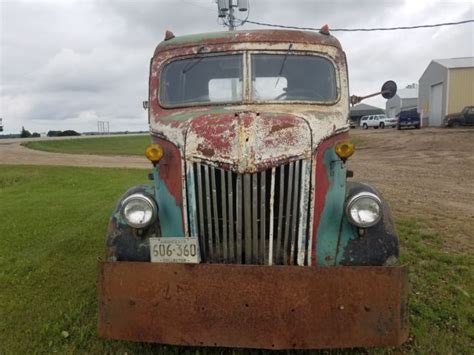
[185,112,312,173]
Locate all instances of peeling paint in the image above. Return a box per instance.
[108,29,398,267]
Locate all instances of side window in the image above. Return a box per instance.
[369,116,373,121]
[468,108,474,115]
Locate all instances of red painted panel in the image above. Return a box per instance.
[151,136,183,207]
[311,132,349,266]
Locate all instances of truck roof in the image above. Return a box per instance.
[154,29,342,54]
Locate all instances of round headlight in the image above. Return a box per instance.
[121,193,157,228]
[345,192,382,228]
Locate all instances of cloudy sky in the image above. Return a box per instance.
[0,0,473,134]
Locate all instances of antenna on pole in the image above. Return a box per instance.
[216,0,249,31]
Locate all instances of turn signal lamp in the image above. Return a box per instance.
[335,141,355,160]
[145,144,164,164]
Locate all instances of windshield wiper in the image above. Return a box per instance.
[182,46,206,74]
[274,43,293,88]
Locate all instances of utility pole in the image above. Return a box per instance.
[216,0,249,31]
[228,2,235,31]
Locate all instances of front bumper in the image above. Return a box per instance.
[399,121,419,126]
[98,262,409,350]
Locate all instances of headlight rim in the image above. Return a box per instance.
[345,191,382,228]
[120,193,157,229]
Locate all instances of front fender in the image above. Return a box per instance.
[336,181,400,266]
[106,184,160,262]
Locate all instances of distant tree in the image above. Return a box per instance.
[31,132,41,137]
[20,127,32,138]
[406,83,418,89]
[60,130,81,137]
[47,130,62,137]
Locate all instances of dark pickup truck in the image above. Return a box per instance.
[443,106,474,127]
[396,108,420,129]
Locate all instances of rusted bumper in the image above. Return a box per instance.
[98,262,408,350]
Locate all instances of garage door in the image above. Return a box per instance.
[429,83,443,126]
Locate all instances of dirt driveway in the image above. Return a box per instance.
[0,138,149,169]
[349,127,474,254]
[1,128,472,253]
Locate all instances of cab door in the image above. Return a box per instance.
[368,116,374,127]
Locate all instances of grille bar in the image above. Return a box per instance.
[189,160,312,266]
[260,170,266,265]
[236,175,243,263]
[268,168,276,265]
[220,170,228,261]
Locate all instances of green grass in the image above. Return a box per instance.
[23,135,150,156]
[0,165,473,354]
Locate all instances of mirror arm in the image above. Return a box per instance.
[350,90,392,106]
[350,80,397,106]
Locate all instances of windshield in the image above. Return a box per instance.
[251,54,336,101]
[160,54,243,106]
[159,53,337,106]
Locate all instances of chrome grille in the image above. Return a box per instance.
[186,160,312,265]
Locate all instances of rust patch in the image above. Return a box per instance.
[99,262,409,350]
[197,143,215,157]
[270,122,294,133]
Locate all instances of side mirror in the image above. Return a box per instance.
[350,80,398,106]
[143,101,149,110]
[381,80,397,99]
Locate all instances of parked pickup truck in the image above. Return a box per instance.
[98,29,408,351]
[443,106,474,127]
[396,108,420,129]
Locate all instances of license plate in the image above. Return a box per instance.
[149,237,201,264]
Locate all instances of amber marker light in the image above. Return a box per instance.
[145,144,164,164]
[335,141,355,160]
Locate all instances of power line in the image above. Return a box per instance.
[245,18,474,32]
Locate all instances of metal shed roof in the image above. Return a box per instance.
[433,57,474,69]
[397,88,418,99]
[349,103,385,118]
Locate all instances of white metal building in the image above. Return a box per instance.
[418,57,474,126]
[385,88,418,117]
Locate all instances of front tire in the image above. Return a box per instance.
[451,121,461,128]
[380,122,385,129]
[363,123,368,129]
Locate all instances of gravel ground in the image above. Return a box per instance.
[349,127,474,254]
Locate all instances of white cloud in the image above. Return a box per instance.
[0,0,473,133]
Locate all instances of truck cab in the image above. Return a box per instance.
[444,106,474,127]
[99,29,408,350]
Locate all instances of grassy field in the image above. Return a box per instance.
[0,165,472,354]
[23,135,150,156]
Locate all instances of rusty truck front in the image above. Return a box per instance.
[98,29,408,350]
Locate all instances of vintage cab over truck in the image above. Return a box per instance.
[98,29,408,350]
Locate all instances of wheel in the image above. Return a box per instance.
[451,121,461,128]
[397,125,401,130]
[379,122,385,129]
[363,123,368,129]
[415,124,420,129]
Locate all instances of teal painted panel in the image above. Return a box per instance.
[316,148,347,266]
[153,167,185,237]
